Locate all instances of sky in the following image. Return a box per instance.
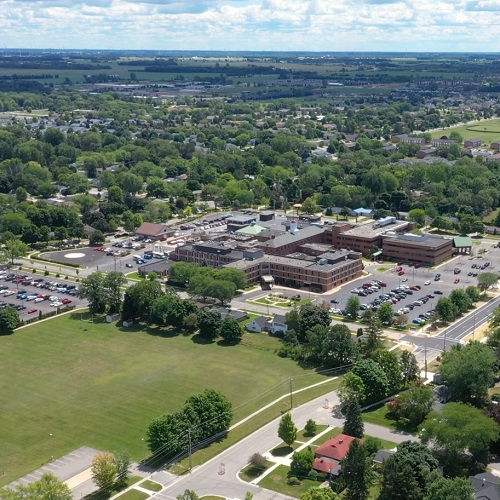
[1,0,500,52]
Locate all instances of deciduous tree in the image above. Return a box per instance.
[400,351,419,386]
[426,477,474,500]
[91,451,118,491]
[345,295,361,319]
[197,309,222,340]
[0,473,72,500]
[278,412,297,446]
[477,272,498,294]
[290,446,314,477]
[440,341,495,406]
[219,315,243,343]
[351,358,389,404]
[0,306,20,334]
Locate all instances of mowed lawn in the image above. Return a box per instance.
[0,313,329,485]
[430,118,500,143]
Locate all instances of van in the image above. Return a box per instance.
[132,254,142,261]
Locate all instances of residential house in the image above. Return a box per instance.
[490,141,500,150]
[373,449,396,468]
[135,222,175,241]
[431,138,456,147]
[464,138,482,148]
[416,148,435,159]
[470,472,500,500]
[246,316,269,333]
[211,307,249,323]
[313,433,361,477]
[270,314,288,335]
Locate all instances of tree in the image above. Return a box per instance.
[435,297,457,323]
[449,289,471,315]
[152,294,196,328]
[477,272,498,294]
[345,295,361,319]
[78,272,106,314]
[114,452,131,484]
[209,279,237,305]
[3,237,29,264]
[342,439,371,500]
[408,208,426,226]
[89,230,105,246]
[304,419,317,436]
[306,324,359,368]
[177,490,199,500]
[465,285,481,303]
[219,315,243,343]
[301,486,340,500]
[302,196,319,214]
[197,309,222,340]
[298,303,331,343]
[0,306,20,334]
[122,280,163,323]
[343,399,364,438]
[338,372,366,406]
[0,473,72,500]
[103,271,127,314]
[399,351,419,386]
[420,403,499,472]
[351,358,389,404]
[215,268,247,289]
[379,441,439,500]
[278,412,297,446]
[372,349,402,391]
[377,302,394,325]
[385,385,435,426]
[426,477,474,500]
[361,317,384,358]
[15,186,28,202]
[440,342,495,406]
[183,389,233,444]
[91,451,118,491]
[290,446,314,477]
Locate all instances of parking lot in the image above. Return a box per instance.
[0,272,87,319]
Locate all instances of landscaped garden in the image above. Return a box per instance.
[249,294,313,308]
[0,312,334,486]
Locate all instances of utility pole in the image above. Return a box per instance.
[289,377,293,409]
[188,428,192,472]
[424,341,427,381]
[473,311,476,340]
[443,330,447,353]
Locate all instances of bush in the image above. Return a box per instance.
[44,270,49,276]
[290,447,314,478]
[287,476,301,485]
[32,268,36,273]
[307,470,321,481]
[304,419,317,436]
[363,436,383,456]
[56,273,60,278]
[65,276,68,280]
[249,452,267,470]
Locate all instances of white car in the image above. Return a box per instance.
[424,280,431,285]
[50,301,62,307]
[34,297,44,303]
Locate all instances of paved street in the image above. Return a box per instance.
[151,389,417,500]
[402,293,500,364]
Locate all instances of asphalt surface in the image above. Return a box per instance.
[402,293,500,364]
[151,388,417,500]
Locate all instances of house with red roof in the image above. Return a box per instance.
[313,433,361,476]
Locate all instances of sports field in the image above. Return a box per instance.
[0,312,330,485]
[430,118,500,143]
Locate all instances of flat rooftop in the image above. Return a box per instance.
[383,233,452,249]
[340,220,409,239]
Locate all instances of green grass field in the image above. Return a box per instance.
[0,313,332,485]
[430,119,500,143]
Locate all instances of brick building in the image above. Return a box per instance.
[382,234,453,265]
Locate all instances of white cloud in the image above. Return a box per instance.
[0,0,499,50]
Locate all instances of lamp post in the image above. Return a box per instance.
[49,433,54,461]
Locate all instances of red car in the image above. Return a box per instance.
[61,298,72,305]
[398,271,405,276]
[27,308,37,314]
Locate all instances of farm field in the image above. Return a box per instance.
[430,118,500,143]
[0,312,330,486]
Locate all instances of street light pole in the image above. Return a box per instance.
[49,433,53,461]
[289,377,293,409]
[424,341,427,381]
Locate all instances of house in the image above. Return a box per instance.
[416,148,435,159]
[470,472,500,500]
[246,316,269,333]
[431,138,456,147]
[135,222,175,241]
[464,138,482,148]
[270,314,288,335]
[211,307,249,323]
[373,449,396,467]
[353,207,373,217]
[313,434,361,476]
[490,141,500,150]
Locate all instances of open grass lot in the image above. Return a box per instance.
[0,312,332,486]
[258,464,322,498]
[429,118,500,143]
[362,404,418,434]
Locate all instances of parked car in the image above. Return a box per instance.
[424,280,431,285]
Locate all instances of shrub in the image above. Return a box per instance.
[363,436,383,456]
[44,270,49,276]
[65,276,68,280]
[287,476,301,485]
[307,470,321,481]
[290,447,314,478]
[249,452,267,470]
[304,419,317,436]
[32,268,36,273]
[56,273,60,278]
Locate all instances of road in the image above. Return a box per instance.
[148,389,417,500]
[402,294,500,364]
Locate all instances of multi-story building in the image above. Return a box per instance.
[381,233,453,266]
